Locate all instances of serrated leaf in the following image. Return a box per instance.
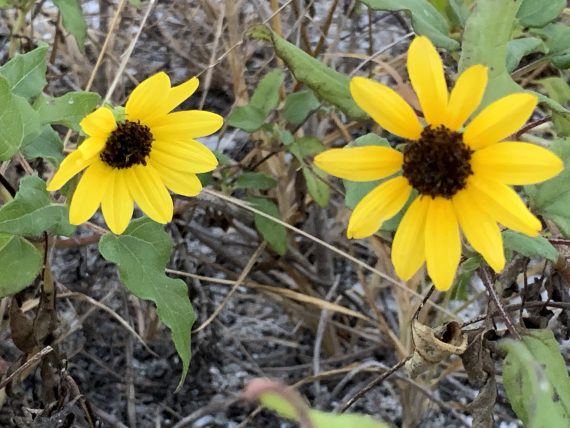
[53,0,88,49]
[98,218,195,388]
[248,25,366,121]
[303,167,330,208]
[250,69,285,115]
[360,0,458,50]
[0,176,74,236]
[517,0,565,28]
[501,330,570,427]
[234,172,277,190]
[226,105,266,132]
[526,139,570,237]
[0,233,42,298]
[246,196,287,255]
[506,37,545,72]
[35,91,100,132]
[502,230,558,262]
[0,44,48,99]
[22,126,64,165]
[0,76,24,160]
[284,90,320,126]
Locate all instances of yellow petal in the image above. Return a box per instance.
[144,77,201,126]
[468,175,541,236]
[127,164,173,224]
[46,138,105,191]
[347,176,412,239]
[101,170,133,234]
[313,146,403,181]
[407,36,448,126]
[69,161,112,225]
[151,138,218,173]
[392,196,429,280]
[125,72,170,123]
[472,142,564,185]
[463,93,538,149]
[350,76,422,140]
[444,65,488,131]
[80,107,117,139]
[424,197,461,291]
[151,110,224,139]
[150,159,203,196]
[453,190,505,272]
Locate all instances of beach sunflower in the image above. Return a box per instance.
[47,72,223,234]
[314,36,564,291]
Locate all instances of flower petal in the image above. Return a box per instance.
[424,197,461,291]
[151,138,218,173]
[472,142,564,185]
[101,170,133,234]
[313,146,403,182]
[127,164,173,224]
[468,175,541,236]
[444,65,488,131]
[150,159,203,196]
[347,176,412,239]
[463,93,538,149]
[80,107,117,139]
[164,77,199,114]
[46,138,106,191]
[453,189,505,272]
[407,36,448,126]
[392,196,429,281]
[151,110,223,139]
[69,160,112,225]
[125,72,171,123]
[350,76,422,140]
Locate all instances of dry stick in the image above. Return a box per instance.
[193,242,266,333]
[198,7,225,110]
[203,189,456,317]
[478,266,521,340]
[0,346,53,389]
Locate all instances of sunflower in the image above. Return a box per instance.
[314,36,563,291]
[47,72,223,234]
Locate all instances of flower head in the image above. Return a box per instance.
[315,36,563,291]
[47,72,223,234]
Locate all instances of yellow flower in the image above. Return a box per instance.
[47,72,223,234]
[314,36,564,291]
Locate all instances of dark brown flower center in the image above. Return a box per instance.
[402,125,473,198]
[100,120,153,169]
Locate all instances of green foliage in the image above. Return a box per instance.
[0,177,73,236]
[15,95,41,147]
[526,139,570,237]
[283,90,320,126]
[531,23,570,69]
[22,126,64,165]
[506,37,545,72]
[502,231,559,262]
[249,25,366,121]
[517,0,565,28]
[53,0,88,49]
[226,105,266,132]
[450,256,481,301]
[35,92,101,132]
[360,0,459,50]
[235,172,277,190]
[289,137,330,207]
[0,233,42,298]
[98,218,196,388]
[537,77,570,136]
[246,196,287,255]
[501,330,570,427]
[0,44,48,99]
[0,76,25,160]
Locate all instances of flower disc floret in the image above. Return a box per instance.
[100,120,153,169]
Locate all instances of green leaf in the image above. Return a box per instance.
[450,256,481,301]
[234,172,277,190]
[288,137,325,160]
[537,77,570,105]
[0,176,74,236]
[22,126,64,165]
[0,234,42,298]
[98,218,196,388]
[501,330,570,427]
[502,230,559,262]
[303,167,330,208]
[0,76,25,160]
[459,0,523,107]
[35,92,100,132]
[360,0,459,50]
[517,0,565,28]
[226,105,266,132]
[0,44,48,99]
[531,23,570,69]
[506,37,545,72]
[52,0,88,49]
[283,90,320,126]
[250,69,285,116]
[248,25,366,121]
[526,139,570,237]
[246,196,287,255]
[15,94,41,148]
